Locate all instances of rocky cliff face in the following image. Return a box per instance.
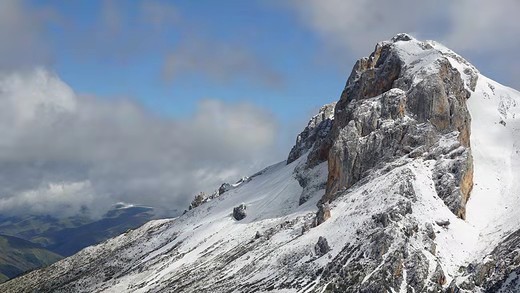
[2,34,520,293]
[325,34,476,219]
[287,102,336,167]
[287,102,336,205]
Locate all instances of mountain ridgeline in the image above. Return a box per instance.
[0,234,61,283]
[0,204,159,283]
[2,34,520,292]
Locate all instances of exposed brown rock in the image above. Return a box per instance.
[323,35,476,218]
[315,202,331,226]
[459,159,474,217]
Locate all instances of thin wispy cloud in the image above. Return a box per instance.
[140,0,180,29]
[162,38,285,88]
[0,0,54,71]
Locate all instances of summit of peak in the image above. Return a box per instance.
[390,33,415,42]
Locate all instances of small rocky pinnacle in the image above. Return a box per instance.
[316,202,331,225]
[314,236,331,257]
[233,204,247,221]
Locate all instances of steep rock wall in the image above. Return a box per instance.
[325,34,476,219]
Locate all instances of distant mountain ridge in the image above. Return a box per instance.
[2,34,520,292]
[0,204,158,257]
[0,234,61,283]
[0,204,160,283]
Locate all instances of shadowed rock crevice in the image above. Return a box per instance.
[287,102,336,167]
[324,34,476,219]
[4,34,511,293]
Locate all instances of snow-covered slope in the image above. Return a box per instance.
[2,34,520,293]
[466,75,520,245]
[451,75,520,291]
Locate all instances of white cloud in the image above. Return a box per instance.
[0,181,100,218]
[288,0,520,88]
[162,39,284,88]
[291,0,447,54]
[0,68,282,217]
[444,0,520,52]
[290,0,520,53]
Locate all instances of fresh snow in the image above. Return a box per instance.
[2,35,520,293]
[465,75,520,254]
[394,35,520,266]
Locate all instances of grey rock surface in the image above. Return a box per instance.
[314,236,330,257]
[325,33,476,219]
[287,102,336,166]
[449,228,520,292]
[233,204,247,221]
[3,34,519,293]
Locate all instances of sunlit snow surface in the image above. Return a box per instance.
[2,38,520,293]
[108,43,520,291]
[466,76,520,250]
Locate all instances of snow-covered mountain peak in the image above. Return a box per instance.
[355,33,479,94]
[2,36,520,293]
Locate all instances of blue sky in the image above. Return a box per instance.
[40,1,344,123]
[1,0,519,216]
[13,0,520,138]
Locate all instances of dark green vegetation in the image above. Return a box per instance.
[0,205,157,283]
[0,234,62,282]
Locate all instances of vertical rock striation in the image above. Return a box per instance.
[325,33,477,219]
[288,102,336,205]
[7,34,519,293]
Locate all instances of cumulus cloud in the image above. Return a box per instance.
[0,69,282,218]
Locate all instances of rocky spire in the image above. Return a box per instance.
[287,102,336,166]
[324,33,478,219]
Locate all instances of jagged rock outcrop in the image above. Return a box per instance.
[287,102,336,167]
[219,177,251,195]
[435,219,450,227]
[316,202,331,225]
[325,33,477,219]
[315,167,449,293]
[314,236,330,257]
[233,204,247,221]
[219,183,232,195]
[3,34,520,293]
[189,192,207,210]
[188,177,252,211]
[289,104,336,205]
